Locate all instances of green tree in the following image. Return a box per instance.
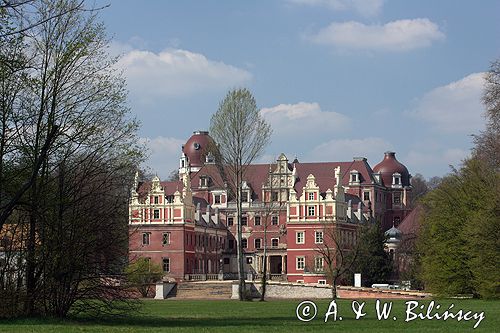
[418,59,500,299]
[0,0,143,317]
[419,159,499,298]
[126,258,163,298]
[351,221,392,287]
[209,88,272,301]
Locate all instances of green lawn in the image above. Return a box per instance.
[0,299,498,332]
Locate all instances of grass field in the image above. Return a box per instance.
[0,299,498,332]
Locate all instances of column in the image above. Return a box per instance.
[281,255,286,274]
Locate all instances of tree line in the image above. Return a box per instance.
[417,60,500,299]
[0,0,143,317]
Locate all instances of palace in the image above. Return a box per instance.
[129,131,413,284]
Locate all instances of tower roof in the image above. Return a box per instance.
[182,131,215,167]
[373,151,410,186]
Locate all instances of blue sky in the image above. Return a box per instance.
[99,0,500,179]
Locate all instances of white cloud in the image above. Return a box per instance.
[405,148,470,175]
[308,137,393,162]
[116,47,252,97]
[410,73,486,134]
[308,18,445,51]
[139,136,184,178]
[289,0,384,17]
[260,102,350,141]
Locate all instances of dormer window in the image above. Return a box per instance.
[241,191,249,203]
[349,170,360,185]
[308,192,314,200]
[392,173,401,186]
[200,176,210,188]
[205,152,214,163]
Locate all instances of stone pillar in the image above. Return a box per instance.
[281,255,286,274]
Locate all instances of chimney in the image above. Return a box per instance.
[347,200,352,220]
[214,207,219,225]
[357,202,363,223]
[195,203,201,222]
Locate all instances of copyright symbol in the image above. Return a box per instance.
[296,300,317,322]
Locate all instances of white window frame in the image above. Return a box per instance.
[314,256,324,271]
[296,231,305,244]
[162,232,170,246]
[214,194,221,204]
[363,191,370,201]
[271,238,279,248]
[142,232,150,245]
[315,231,323,244]
[154,196,159,204]
[254,238,262,249]
[153,209,160,219]
[318,280,327,285]
[296,256,305,270]
[162,258,170,272]
[308,192,314,200]
[272,216,279,225]
[241,238,248,249]
[254,215,261,226]
[308,206,315,216]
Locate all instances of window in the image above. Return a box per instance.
[393,193,401,204]
[296,280,304,283]
[271,238,279,248]
[363,191,370,201]
[241,238,248,249]
[154,196,159,204]
[351,173,358,182]
[296,231,305,244]
[394,216,401,225]
[214,194,221,204]
[254,216,261,226]
[308,192,314,200]
[246,257,253,264]
[162,258,170,272]
[242,192,249,203]
[162,232,170,246]
[241,216,247,226]
[227,217,234,226]
[314,257,324,271]
[315,231,323,244]
[223,258,230,265]
[142,233,150,245]
[318,280,327,285]
[296,256,305,270]
[153,209,160,219]
[272,216,278,225]
[254,238,262,249]
[271,191,278,201]
[228,239,234,249]
[165,195,173,203]
[308,206,315,216]
[200,176,209,187]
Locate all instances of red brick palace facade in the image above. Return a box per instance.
[129,131,413,284]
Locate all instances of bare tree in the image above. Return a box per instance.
[316,224,360,299]
[259,164,286,301]
[209,88,272,301]
[0,0,143,317]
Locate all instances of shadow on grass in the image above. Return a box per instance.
[2,315,297,329]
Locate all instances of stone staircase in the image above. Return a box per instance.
[169,282,233,299]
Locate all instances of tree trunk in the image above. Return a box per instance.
[260,226,268,301]
[236,180,245,300]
